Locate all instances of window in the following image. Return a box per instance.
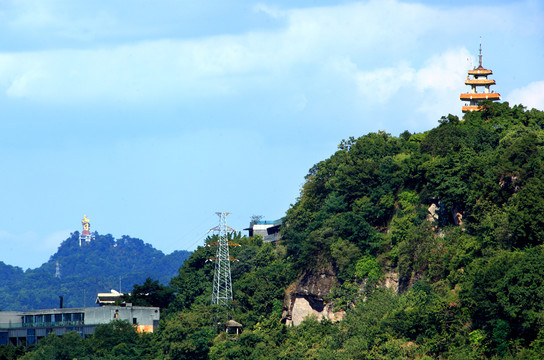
[132,318,137,325]
[72,313,83,322]
[26,329,35,345]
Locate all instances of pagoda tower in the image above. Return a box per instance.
[460,43,500,113]
[79,214,93,246]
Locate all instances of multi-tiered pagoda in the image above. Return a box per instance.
[460,44,500,113]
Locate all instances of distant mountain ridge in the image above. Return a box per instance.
[0,232,190,311]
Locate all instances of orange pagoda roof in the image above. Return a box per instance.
[460,93,501,101]
[462,105,481,112]
[468,66,493,76]
[465,79,496,86]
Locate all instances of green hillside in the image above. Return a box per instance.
[14,101,544,359]
[0,232,190,310]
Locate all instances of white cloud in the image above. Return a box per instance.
[0,230,38,268]
[41,230,71,252]
[284,0,436,54]
[0,230,38,242]
[354,62,415,104]
[414,49,470,92]
[5,0,118,42]
[0,1,445,104]
[0,0,540,126]
[291,93,307,112]
[506,81,544,111]
[413,48,471,124]
[0,229,70,269]
[253,3,284,19]
[8,1,57,28]
[5,65,48,98]
[329,47,469,121]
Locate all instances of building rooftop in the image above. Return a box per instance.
[465,79,496,85]
[252,219,282,226]
[460,93,501,101]
[468,66,493,76]
[96,289,125,305]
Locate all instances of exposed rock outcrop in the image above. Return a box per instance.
[281,268,344,326]
[398,270,424,294]
[383,267,399,294]
[428,200,465,229]
[499,172,520,193]
[451,205,465,230]
[427,203,439,223]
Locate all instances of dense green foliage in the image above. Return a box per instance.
[121,277,175,308]
[0,233,190,310]
[13,102,544,359]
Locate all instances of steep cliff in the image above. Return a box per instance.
[281,267,343,326]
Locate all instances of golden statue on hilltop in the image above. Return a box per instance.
[79,214,93,246]
[82,215,90,231]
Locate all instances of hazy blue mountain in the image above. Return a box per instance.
[0,232,190,311]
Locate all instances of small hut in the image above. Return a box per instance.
[225,319,243,337]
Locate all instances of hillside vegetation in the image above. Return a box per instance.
[13,102,544,359]
[0,232,190,310]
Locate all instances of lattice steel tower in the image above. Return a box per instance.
[210,212,236,306]
[55,261,61,279]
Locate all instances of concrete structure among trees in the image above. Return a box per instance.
[95,289,125,305]
[245,219,282,243]
[0,305,159,346]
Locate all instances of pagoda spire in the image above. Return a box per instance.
[460,40,500,113]
[478,36,483,68]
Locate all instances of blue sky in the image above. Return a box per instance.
[1,0,543,270]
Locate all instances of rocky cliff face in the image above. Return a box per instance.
[384,266,399,293]
[282,264,404,326]
[281,204,458,327]
[281,268,344,326]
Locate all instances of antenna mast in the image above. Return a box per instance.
[478,36,483,67]
[210,212,236,306]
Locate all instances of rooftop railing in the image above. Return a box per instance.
[0,321,85,329]
[254,220,282,225]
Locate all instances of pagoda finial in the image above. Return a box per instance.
[478,36,483,68]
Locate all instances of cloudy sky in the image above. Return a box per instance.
[1,0,543,269]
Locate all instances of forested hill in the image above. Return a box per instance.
[14,102,544,359]
[160,102,544,359]
[0,232,190,310]
[277,102,544,357]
